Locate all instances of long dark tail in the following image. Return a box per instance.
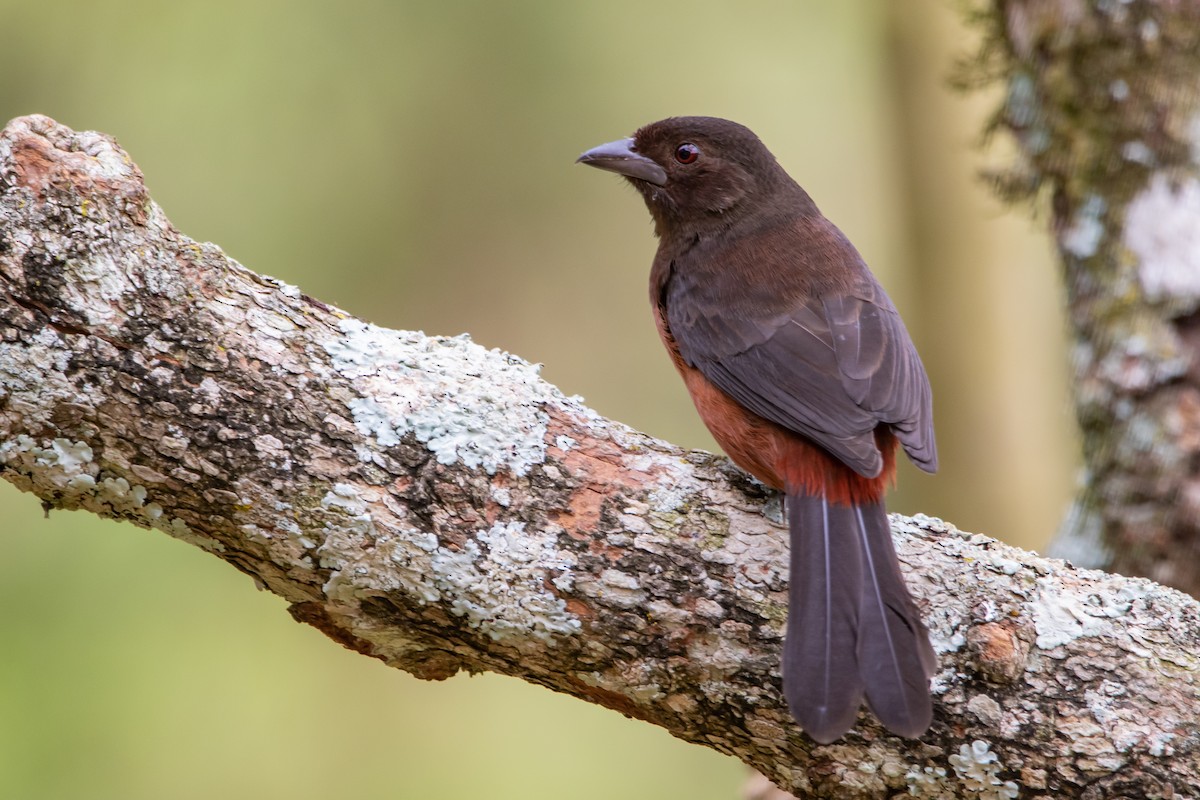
[783,492,935,743]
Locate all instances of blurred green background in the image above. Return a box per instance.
[0,1,1076,798]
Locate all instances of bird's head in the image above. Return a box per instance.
[577,116,803,239]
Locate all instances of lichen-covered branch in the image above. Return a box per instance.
[1,115,1198,799]
[962,0,1200,595]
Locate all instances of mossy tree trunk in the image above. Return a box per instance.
[966,1,1200,595]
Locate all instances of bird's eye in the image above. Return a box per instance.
[674,143,700,164]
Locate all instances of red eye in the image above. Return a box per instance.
[674,143,700,164]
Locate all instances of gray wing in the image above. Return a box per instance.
[667,262,936,479]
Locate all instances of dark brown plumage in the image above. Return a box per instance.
[577,116,937,743]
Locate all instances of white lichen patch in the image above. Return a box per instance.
[323,319,577,476]
[1124,173,1200,309]
[321,482,368,515]
[948,741,1019,800]
[1032,576,1133,649]
[39,437,94,474]
[0,328,77,429]
[318,487,440,603]
[156,515,221,552]
[319,509,581,646]
[430,521,580,642]
[1062,194,1106,258]
[906,764,954,799]
[593,568,647,609]
[624,442,707,519]
[648,483,689,514]
[1121,141,1155,166]
[0,432,211,549]
[1032,585,1104,652]
[490,484,512,507]
[69,253,140,327]
[0,434,98,493]
[196,377,223,402]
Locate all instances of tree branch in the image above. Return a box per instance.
[1,114,1198,798]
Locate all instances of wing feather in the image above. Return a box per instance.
[664,218,937,477]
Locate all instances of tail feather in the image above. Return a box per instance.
[854,501,935,738]
[783,493,864,743]
[783,492,934,743]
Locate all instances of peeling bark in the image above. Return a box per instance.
[963,0,1200,597]
[1,115,1199,799]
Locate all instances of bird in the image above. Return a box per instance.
[576,116,937,743]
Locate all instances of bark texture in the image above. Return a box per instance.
[965,1,1200,596]
[2,115,1199,799]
